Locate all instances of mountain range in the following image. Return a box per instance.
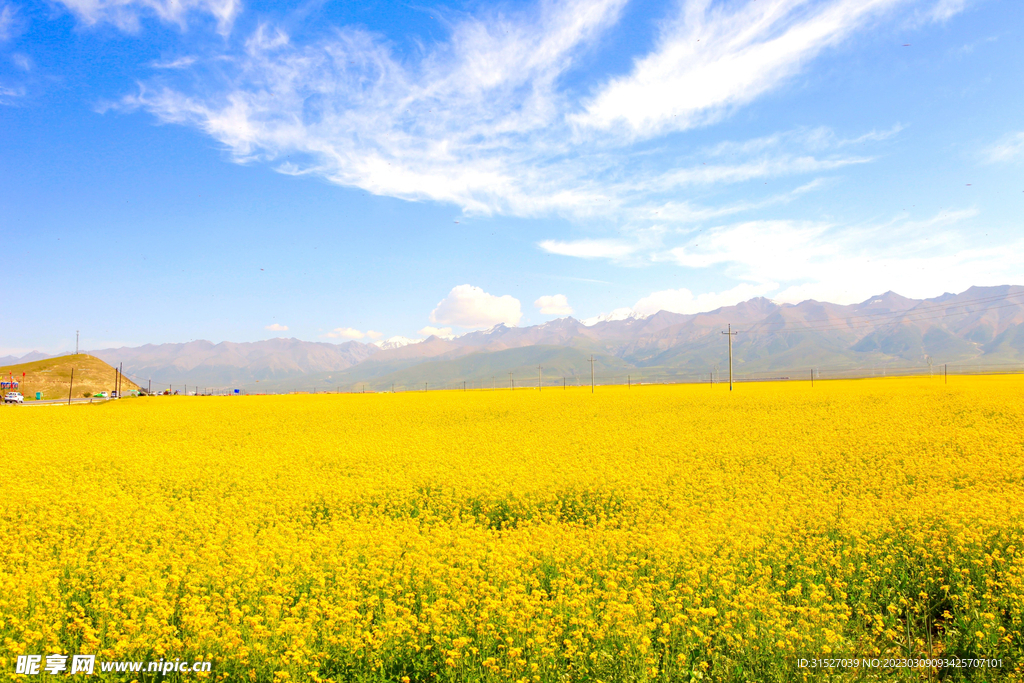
[7,285,1024,391]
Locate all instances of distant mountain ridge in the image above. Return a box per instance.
[7,285,1024,389]
[81,338,374,387]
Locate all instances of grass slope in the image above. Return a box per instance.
[0,354,139,400]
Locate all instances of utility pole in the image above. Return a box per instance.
[76,331,79,356]
[628,374,631,389]
[424,382,427,392]
[463,381,466,392]
[563,377,566,390]
[149,379,151,394]
[68,368,74,405]
[811,369,814,388]
[721,324,737,391]
[944,364,947,384]
[589,356,595,393]
[509,371,513,390]
[537,366,542,391]
[119,363,123,397]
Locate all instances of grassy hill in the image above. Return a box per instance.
[0,354,140,400]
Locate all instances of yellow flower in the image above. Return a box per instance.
[0,377,1020,680]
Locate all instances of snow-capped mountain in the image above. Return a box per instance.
[374,336,421,350]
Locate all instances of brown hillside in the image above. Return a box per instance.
[0,354,140,400]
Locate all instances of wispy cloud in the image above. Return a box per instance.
[324,327,384,341]
[983,131,1024,164]
[150,56,198,69]
[417,326,454,339]
[632,282,777,316]
[109,0,948,224]
[264,323,288,331]
[572,0,909,138]
[544,207,1012,306]
[101,0,983,307]
[323,327,367,339]
[115,0,628,217]
[56,0,240,35]
[538,238,639,260]
[11,53,32,71]
[0,83,25,105]
[928,0,971,22]
[664,208,1016,304]
[0,2,17,43]
[0,6,28,106]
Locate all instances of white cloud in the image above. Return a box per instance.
[323,327,366,339]
[665,219,836,274]
[12,53,32,71]
[572,0,909,138]
[97,0,983,309]
[264,323,288,331]
[0,84,25,104]
[150,56,198,69]
[633,283,778,316]
[534,294,573,315]
[366,330,383,340]
[928,0,969,22]
[55,0,240,35]
[430,285,523,329]
[538,239,638,260]
[655,208,1024,304]
[117,0,628,217]
[0,3,17,42]
[113,0,924,223]
[417,326,455,339]
[984,132,1024,164]
[543,207,1020,307]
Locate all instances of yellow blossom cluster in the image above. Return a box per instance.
[1,376,1022,681]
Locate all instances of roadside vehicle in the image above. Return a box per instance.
[4,392,24,404]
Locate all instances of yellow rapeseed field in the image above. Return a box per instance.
[1,376,1022,681]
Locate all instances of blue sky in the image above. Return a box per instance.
[1,0,1022,354]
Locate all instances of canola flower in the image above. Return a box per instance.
[0,376,1022,682]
